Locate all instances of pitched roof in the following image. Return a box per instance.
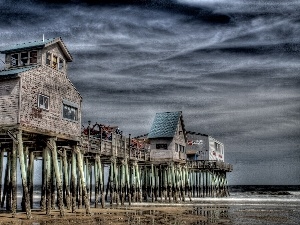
[0,37,73,62]
[148,111,183,139]
[0,66,37,79]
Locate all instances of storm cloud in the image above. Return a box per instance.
[0,0,299,185]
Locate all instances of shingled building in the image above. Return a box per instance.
[0,37,82,140]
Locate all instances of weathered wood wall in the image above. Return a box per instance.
[0,78,20,126]
[19,65,82,140]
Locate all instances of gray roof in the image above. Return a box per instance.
[0,38,56,53]
[0,37,73,62]
[0,66,37,79]
[148,111,182,139]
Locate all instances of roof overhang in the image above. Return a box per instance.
[0,37,73,62]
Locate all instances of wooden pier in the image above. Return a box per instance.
[0,37,233,219]
[0,127,232,219]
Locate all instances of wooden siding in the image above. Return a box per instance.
[186,134,209,160]
[170,119,186,160]
[149,119,186,162]
[208,137,224,162]
[0,78,20,126]
[19,65,81,140]
[149,138,172,161]
[42,43,68,73]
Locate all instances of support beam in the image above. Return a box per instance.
[47,138,64,217]
[11,141,17,217]
[71,150,77,213]
[16,131,32,219]
[63,149,71,210]
[75,146,91,214]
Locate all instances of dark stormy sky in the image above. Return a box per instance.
[0,0,299,185]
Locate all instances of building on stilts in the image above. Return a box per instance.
[0,38,233,219]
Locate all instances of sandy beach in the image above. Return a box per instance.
[0,198,299,225]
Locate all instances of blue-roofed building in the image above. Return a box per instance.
[148,111,187,162]
[0,37,82,141]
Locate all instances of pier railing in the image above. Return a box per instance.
[81,135,233,171]
[186,160,233,172]
[81,134,150,161]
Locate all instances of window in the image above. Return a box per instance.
[176,144,185,153]
[156,144,167,150]
[58,58,64,71]
[29,51,37,64]
[11,54,19,66]
[46,52,51,66]
[46,52,64,71]
[10,51,38,67]
[63,103,78,121]
[180,145,185,153]
[215,142,221,153]
[38,94,49,110]
[52,55,58,70]
[20,52,29,66]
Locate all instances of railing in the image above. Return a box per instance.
[81,136,232,171]
[80,134,150,161]
[186,160,233,172]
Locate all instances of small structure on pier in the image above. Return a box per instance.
[186,132,225,162]
[148,111,186,163]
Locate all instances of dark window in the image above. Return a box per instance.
[180,145,185,153]
[63,104,78,121]
[215,142,221,153]
[156,144,167,150]
[11,54,19,66]
[46,52,51,66]
[20,52,28,66]
[38,94,49,110]
[29,51,37,64]
[58,58,64,71]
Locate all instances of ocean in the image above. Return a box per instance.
[1,185,299,225]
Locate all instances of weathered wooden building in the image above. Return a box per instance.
[186,132,225,162]
[0,37,81,139]
[148,111,186,163]
[0,37,86,219]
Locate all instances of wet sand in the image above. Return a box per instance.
[0,201,299,225]
[0,206,207,225]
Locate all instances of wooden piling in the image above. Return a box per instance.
[48,138,65,216]
[5,152,11,211]
[11,141,17,216]
[16,131,32,219]
[41,148,47,211]
[63,149,71,209]
[0,150,3,205]
[75,146,91,214]
[94,156,99,208]
[46,146,52,215]
[27,151,34,208]
[71,150,77,212]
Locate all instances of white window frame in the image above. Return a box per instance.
[38,94,49,110]
[10,51,38,67]
[62,100,78,122]
[10,53,19,67]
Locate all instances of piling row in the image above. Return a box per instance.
[0,129,230,219]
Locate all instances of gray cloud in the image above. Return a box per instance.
[0,1,299,184]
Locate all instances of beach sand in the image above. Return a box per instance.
[0,200,299,225]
